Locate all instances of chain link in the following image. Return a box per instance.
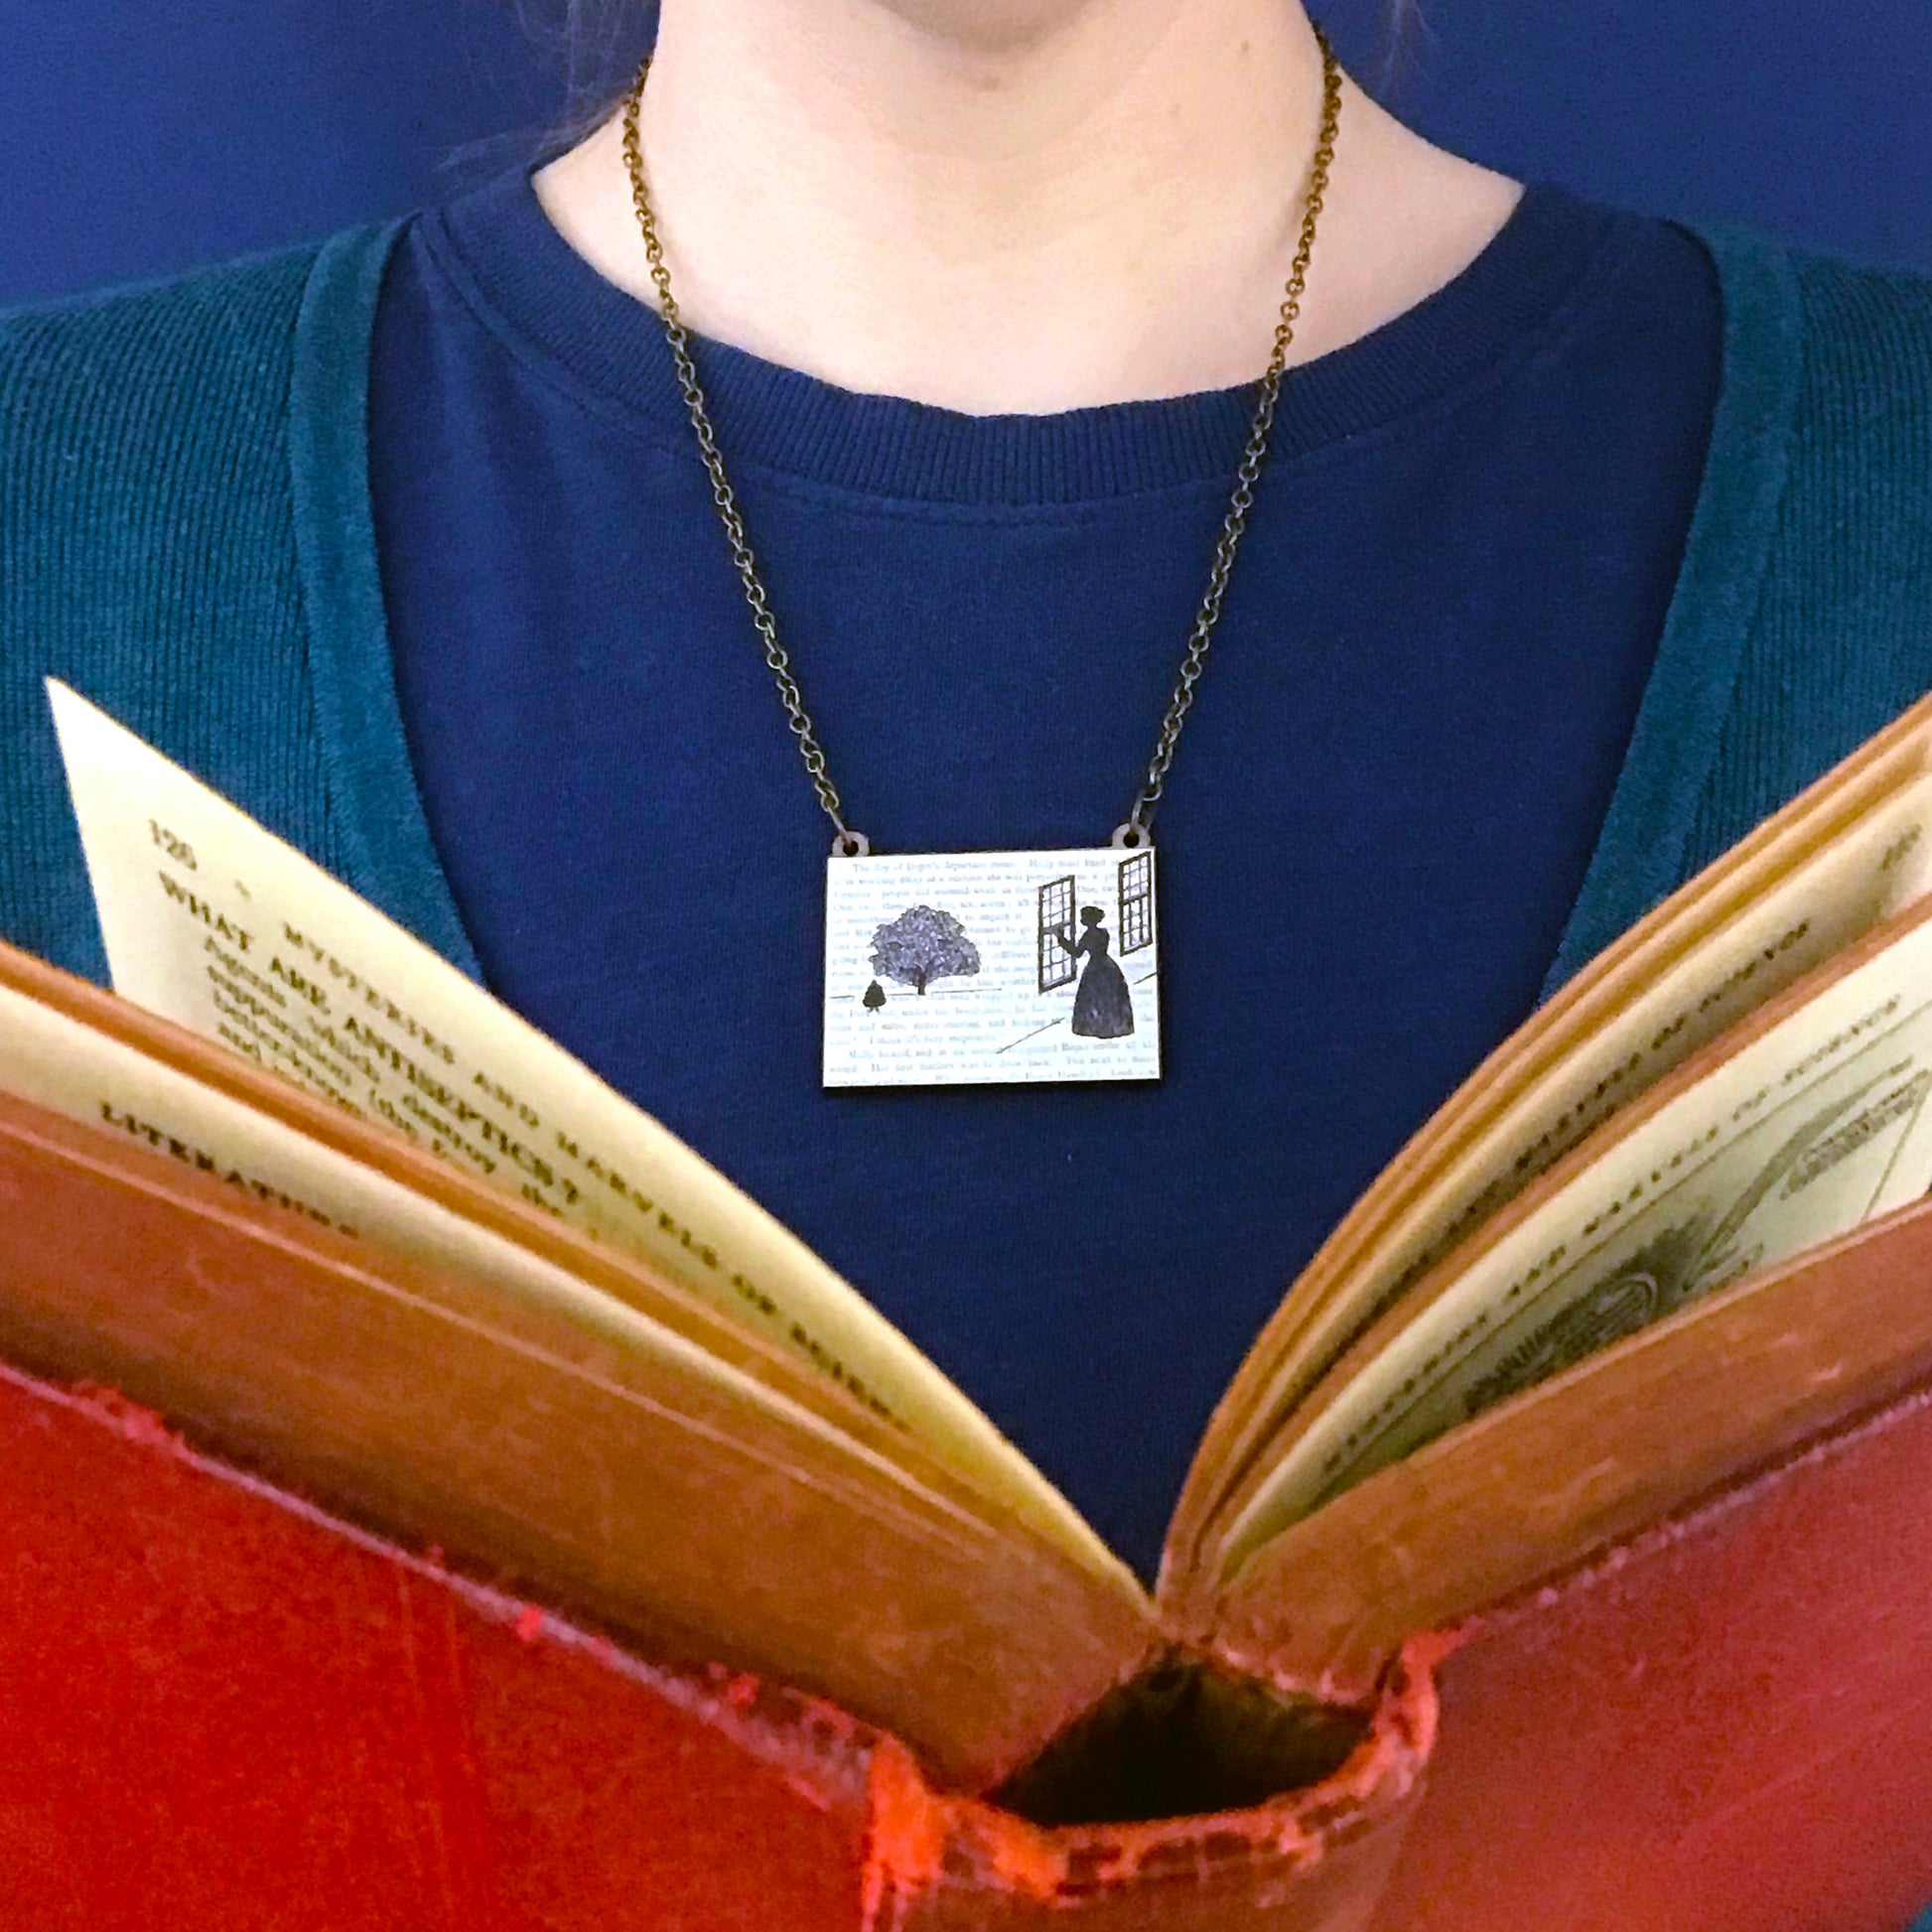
[621,28,1342,855]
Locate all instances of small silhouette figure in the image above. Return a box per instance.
[863,979,887,1015]
[1054,907,1135,1038]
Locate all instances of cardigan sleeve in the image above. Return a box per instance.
[1677,248,1932,881]
[0,242,342,982]
[1542,233,1932,989]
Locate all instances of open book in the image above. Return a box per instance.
[7,678,1932,1815]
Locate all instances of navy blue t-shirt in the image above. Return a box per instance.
[367,172,1721,1578]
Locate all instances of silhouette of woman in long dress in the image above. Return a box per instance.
[1055,906,1134,1038]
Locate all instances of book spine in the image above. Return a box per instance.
[858,1641,1440,1931]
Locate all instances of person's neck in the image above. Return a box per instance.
[534,0,1521,414]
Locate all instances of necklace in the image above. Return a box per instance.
[621,31,1341,1089]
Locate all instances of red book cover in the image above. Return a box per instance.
[3,1346,1931,1930]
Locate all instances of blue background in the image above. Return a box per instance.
[3,0,1931,307]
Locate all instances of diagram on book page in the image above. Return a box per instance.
[822,849,1160,1087]
[1220,897,1932,1571]
[1186,767,1932,1550]
[44,679,1121,1579]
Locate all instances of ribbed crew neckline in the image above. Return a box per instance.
[424,167,1635,506]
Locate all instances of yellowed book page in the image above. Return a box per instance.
[1211,1194,1932,1691]
[47,679,1123,1585]
[1178,747,1932,1576]
[1323,783,1932,1323]
[0,978,946,1493]
[0,991,1156,1783]
[1218,896,1932,1575]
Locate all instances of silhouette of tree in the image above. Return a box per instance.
[869,906,981,996]
[863,979,886,1013]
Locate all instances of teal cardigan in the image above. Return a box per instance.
[3,220,1932,995]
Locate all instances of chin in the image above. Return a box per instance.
[864,0,1112,57]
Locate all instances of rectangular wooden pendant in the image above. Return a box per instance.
[823,847,1161,1089]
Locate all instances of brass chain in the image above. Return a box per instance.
[620,28,1342,858]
